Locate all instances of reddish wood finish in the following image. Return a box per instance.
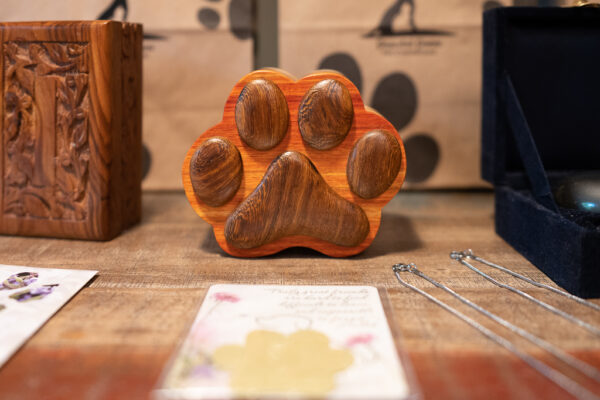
[182,69,407,257]
[0,21,142,240]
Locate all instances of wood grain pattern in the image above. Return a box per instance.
[190,137,242,207]
[182,69,407,257]
[120,23,143,229]
[235,79,289,150]
[224,151,369,248]
[0,192,599,400]
[298,79,354,150]
[347,130,403,199]
[0,21,142,240]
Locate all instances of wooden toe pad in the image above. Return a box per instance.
[183,69,406,257]
[189,137,242,207]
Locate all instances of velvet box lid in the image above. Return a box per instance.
[482,7,600,297]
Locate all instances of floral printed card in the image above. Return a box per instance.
[0,264,97,367]
[155,284,413,400]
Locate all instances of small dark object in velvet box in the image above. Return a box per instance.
[553,173,600,214]
[482,7,600,298]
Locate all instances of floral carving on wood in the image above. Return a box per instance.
[3,42,90,220]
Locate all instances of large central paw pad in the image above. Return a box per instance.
[183,69,406,257]
[225,151,370,249]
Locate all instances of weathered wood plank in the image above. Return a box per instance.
[0,191,598,399]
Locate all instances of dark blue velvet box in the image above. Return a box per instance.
[482,7,600,298]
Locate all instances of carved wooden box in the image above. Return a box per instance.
[183,69,406,257]
[0,21,142,240]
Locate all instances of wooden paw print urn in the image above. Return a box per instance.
[0,21,142,240]
[183,69,406,257]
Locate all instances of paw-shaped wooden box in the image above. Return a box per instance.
[183,69,406,257]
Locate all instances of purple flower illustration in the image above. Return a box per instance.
[10,284,59,302]
[2,272,38,290]
[190,364,215,379]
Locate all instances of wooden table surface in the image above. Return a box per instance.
[0,191,598,400]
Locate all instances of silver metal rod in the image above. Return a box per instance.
[393,265,599,400]
[395,263,600,382]
[458,249,600,312]
[450,252,600,337]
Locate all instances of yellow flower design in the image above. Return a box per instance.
[213,329,353,397]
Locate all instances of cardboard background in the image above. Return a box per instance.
[279,0,497,188]
[3,0,557,190]
[1,0,254,190]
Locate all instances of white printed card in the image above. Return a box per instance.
[0,264,97,367]
[155,284,412,400]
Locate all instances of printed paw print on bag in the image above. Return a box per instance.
[197,0,253,39]
[183,69,406,257]
[318,54,441,184]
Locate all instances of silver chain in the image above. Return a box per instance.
[450,250,600,337]
[393,264,600,400]
[453,249,600,312]
[394,262,600,382]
